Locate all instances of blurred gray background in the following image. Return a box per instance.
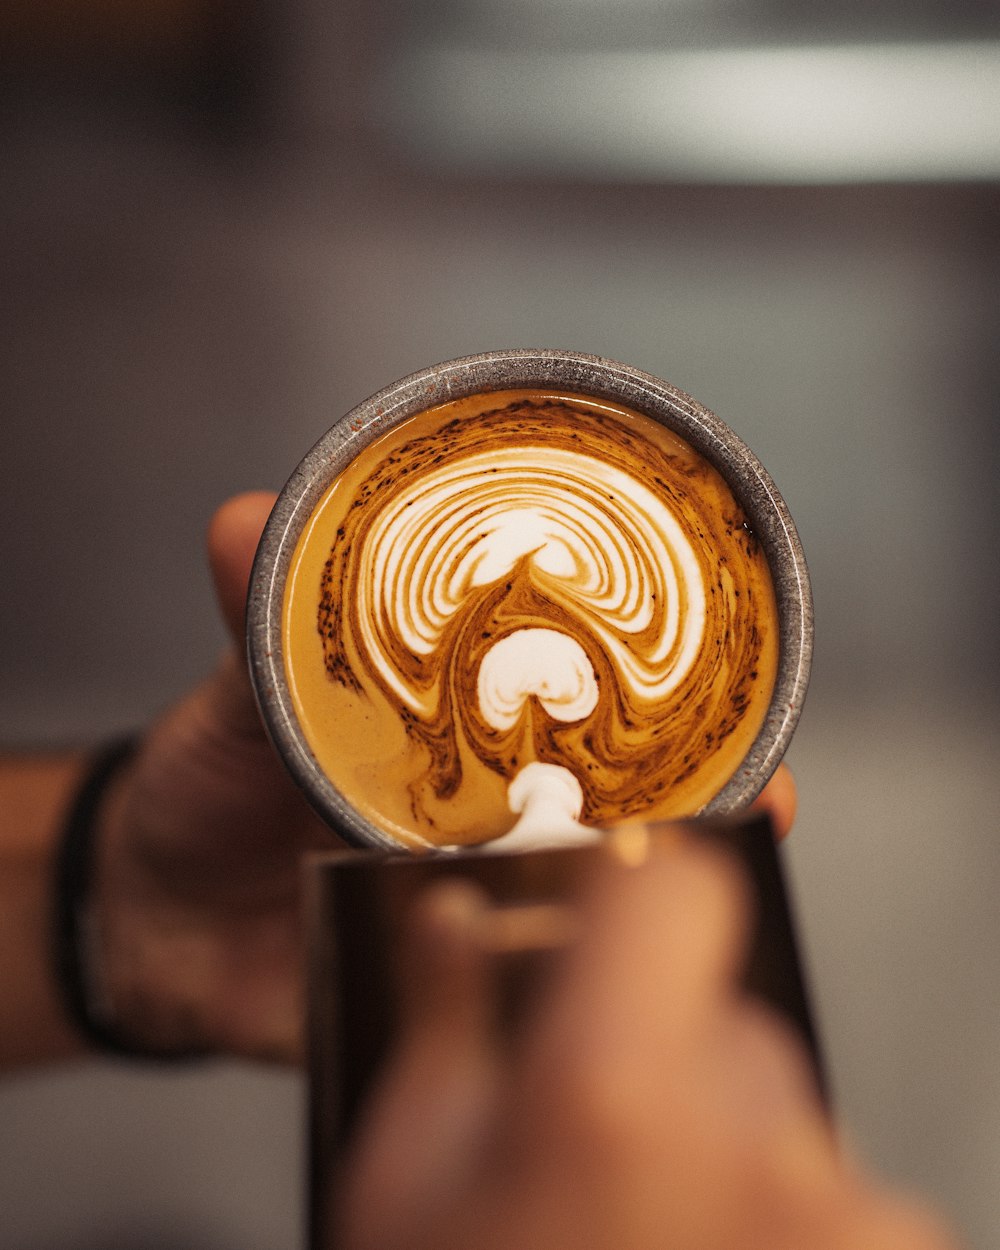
[2,0,998,1247]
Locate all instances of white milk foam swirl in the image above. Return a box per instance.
[356,446,707,725]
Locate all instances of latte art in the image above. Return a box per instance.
[477,629,599,732]
[285,390,779,847]
[353,441,705,713]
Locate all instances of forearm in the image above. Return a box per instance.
[0,752,91,1069]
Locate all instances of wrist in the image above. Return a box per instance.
[53,737,208,1061]
[0,752,90,1068]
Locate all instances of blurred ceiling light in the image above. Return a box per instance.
[376,41,1000,182]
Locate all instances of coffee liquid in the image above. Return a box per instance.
[283,390,778,847]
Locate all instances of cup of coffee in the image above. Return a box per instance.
[247,350,812,852]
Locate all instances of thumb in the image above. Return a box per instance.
[207,492,278,645]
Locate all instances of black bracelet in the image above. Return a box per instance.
[52,736,202,1060]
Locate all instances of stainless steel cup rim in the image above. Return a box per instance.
[247,349,813,850]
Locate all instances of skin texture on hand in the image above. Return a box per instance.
[94,493,341,1061]
[0,489,800,1069]
[337,840,960,1250]
[0,752,93,1067]
[92,490,799,1063]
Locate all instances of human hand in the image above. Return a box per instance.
[337,835,959,1250]
[84,479,796,1066]
[93,492,340,1062]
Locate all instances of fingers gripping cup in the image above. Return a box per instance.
[247,351,812,852]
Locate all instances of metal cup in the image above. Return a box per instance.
[305,812,825,1249]
[247,349,813,851]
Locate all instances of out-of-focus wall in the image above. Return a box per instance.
[2,3,998,1248]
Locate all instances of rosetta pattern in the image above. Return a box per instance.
[318,399,771,829]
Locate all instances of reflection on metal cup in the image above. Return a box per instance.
[306,813,825,1250]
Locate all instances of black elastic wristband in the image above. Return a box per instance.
[52,736,202,1060]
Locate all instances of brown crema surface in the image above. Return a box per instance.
[283,390,778,847]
